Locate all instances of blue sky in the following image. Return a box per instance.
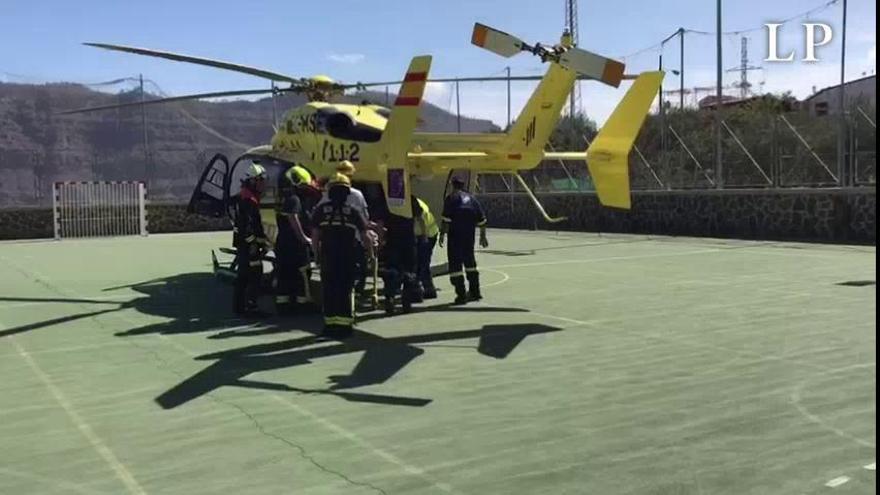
[0,0,875,125]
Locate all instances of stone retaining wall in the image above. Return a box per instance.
[1,189,875,244]
[480,188,875,244]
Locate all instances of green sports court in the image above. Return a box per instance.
[0,230,875,494]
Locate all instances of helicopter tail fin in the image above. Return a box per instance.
[542,71,663,210]
[379,55,432,218]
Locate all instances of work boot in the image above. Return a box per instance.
[466,271,482,301]
[422,283,438,300]
[451,277,468,305]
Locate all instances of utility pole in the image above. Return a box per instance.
[455,79,461,132]
[271,81,278,130]
[565,0,579,117]
[139,74,150,184]
[715,0,724,188]
[659,53,666,152]
[838,0,848,186]
[680,28,685,110]
[506,66,511,129]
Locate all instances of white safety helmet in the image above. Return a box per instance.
[244,162,267,181]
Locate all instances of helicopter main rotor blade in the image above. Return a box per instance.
[84,42,306,84]
[346,73,641,91]
[57,88,275,115]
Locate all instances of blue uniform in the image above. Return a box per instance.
[442,190,487,301]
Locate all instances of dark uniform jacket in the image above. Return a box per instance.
[312,201,368,258]
[234,186,268,250]
[275,193,305,249]
[442,190,487,236]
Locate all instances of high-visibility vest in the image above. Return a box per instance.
[415,198,439,238]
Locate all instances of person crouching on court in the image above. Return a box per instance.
[311,173,369,337]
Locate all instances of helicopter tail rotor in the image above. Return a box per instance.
[470,23,626,88]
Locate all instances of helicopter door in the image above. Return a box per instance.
[187,153,229,217]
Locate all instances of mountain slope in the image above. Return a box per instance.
[0,83,500,206]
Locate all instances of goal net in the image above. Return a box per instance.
[53,181,148,239]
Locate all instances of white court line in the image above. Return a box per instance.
[479,268,510,289]
[5,329,145,495]
[865,462,875,471]
[269,395,462,494]
[790,363,877,450]
[98,306,462,494]
[7,254,460,493]
[1,294,132,310]
[825,476,850,488]
[0,340,129,359]
[521,306,831,372]
[484,248,721,269]
[514,296,876,447]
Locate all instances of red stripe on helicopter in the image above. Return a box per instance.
[395,96,421,106]
[507,154,522,160]
[403,72,428,82]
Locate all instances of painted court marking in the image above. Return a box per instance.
[790,363,876,450]
[864,462,875,471]
[479,267,510,289]
[269,395,462,494]
[100,307,462,494]
[485,248,721,270]
[4,327,146,495]
[824,476,850,488]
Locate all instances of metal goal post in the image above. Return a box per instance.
[52,181,148,240]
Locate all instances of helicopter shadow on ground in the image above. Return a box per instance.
[0,272,294,339]
[1,271,565,410]
[157,322,564,410]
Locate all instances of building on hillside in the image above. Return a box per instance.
[802,75,876,117]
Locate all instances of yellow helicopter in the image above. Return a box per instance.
[62,23,664,237]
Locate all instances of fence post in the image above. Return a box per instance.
[138,182,148,237]
[771,116,779,187]
[52,182,60,240]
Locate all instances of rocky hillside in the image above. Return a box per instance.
[0,83,499,206]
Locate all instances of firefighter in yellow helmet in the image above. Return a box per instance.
[274,165,314,313]
[318,160,373,300]
[311,173,369,337]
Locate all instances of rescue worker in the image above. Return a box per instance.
[317,161,372,298]
[233,163,272,315]
[439,176,488,304]
[320,161,369,217]
[311,173,369,337]
[382,195,421,314]
[274,166,313,313]
[414,196,439,299]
